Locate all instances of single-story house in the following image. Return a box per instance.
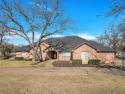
[15,36,115,64]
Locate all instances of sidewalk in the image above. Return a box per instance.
[46,60,56,68]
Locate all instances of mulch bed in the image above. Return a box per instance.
[52,61,102,67]
[52,61,118,68]
[52,61,74,67]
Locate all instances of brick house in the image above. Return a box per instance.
[15,36,115,64]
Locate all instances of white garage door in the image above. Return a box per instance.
[22,52,27,59]
[81,52,89,62]
[62,52,71,60]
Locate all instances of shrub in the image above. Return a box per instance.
[72,59,82,65]
[25,59,39,61]
[15,57,40,61]
[3,56,10,59]
[25,59,32,61]
[15,57,24,60]
[1,47,12,58]
[88,59,100,65]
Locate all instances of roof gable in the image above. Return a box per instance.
[73,42,97,51]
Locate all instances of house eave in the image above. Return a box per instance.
[97,50,116,53]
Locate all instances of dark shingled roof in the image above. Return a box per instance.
[44,36,88,51]
[87,40,115,52]
[44,36,115,52]
[15,36,115,52]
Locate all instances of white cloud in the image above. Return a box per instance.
[50,34,63,38]
[6,33,63,45]
[28,33,41,40]
[5,35,22,39]
[6,32,96,45]
[70,32,96,40]
[30,2,52,12]
[5,35,28,45]
[45,33,96,40]
[35,33,41,39]
[77,34,96,40]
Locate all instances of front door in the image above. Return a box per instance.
[81,52,89,63]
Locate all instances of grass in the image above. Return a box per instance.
[0,58,125,94]
[0,57,46,67]
[0,74,125,94]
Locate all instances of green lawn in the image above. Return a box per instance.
[0,57,46,67]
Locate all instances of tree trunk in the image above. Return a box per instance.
[123,59,124,70]
[123,51,124,70]
[39,46,43,61]
[32,49,36,64]
[36,52,41,62]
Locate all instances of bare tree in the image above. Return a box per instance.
[0,0,72,64]
[105,0,125,69]
[96,35,108,46]
[0,23,8,46]
[97,25,120,53]
[106,0,125,18]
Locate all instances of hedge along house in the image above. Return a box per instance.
[15,36,115,64]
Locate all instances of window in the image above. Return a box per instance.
[22,52,27,59]
[62,52,71,60]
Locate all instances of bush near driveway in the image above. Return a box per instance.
[52,61,111,67]
[15,57,39,61]
[53,61,87,67]
[15,57,24,60]
[88,59,100,66]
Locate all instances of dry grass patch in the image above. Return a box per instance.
[0,74,125,94]
[0,57,46,67]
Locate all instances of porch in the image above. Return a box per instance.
[47,51,58,60]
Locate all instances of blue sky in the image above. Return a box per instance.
[7,0,114,45]
[62,0,113,35]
